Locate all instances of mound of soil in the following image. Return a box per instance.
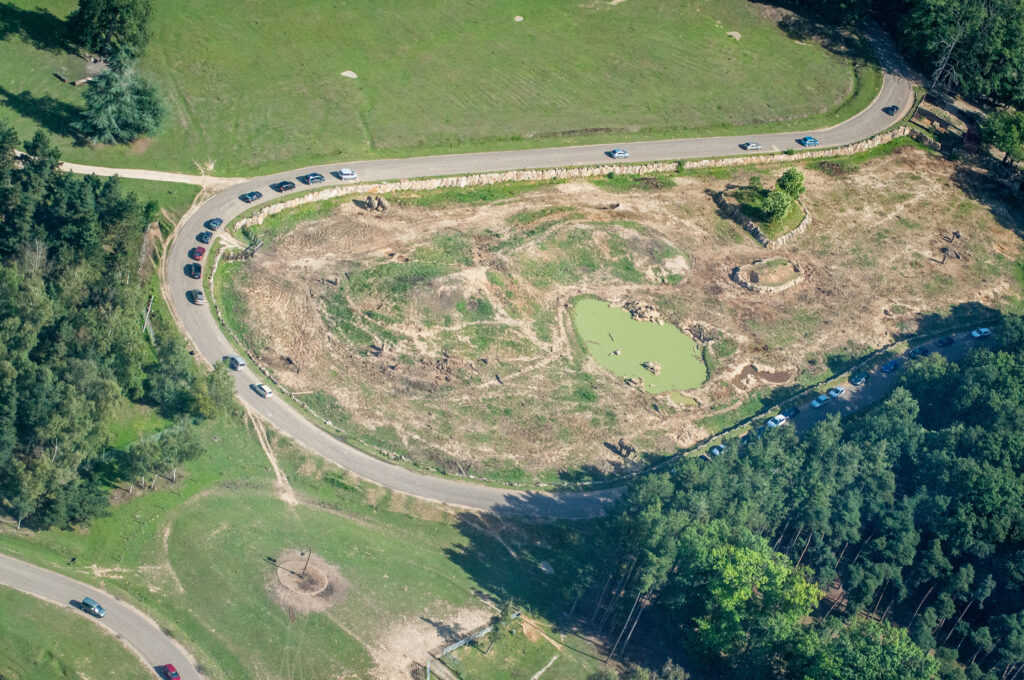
[266,550,348,616]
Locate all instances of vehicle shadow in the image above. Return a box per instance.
[0,85,82,139]
[0,2,74,53]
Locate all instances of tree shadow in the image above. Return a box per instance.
[0,85,82,139]
[0,2,74,53]
[949,164,1024,240]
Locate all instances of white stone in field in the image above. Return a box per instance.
[341,70,358,79]
[514,15,523,22]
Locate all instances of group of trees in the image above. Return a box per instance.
[66,0,165,145]
[980,110,1024,165]
[752,168,806,225]
[583,315,1024,679]
[789,0,1024,110]
[0,124,216,530]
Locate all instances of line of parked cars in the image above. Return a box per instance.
[238,168,359,204]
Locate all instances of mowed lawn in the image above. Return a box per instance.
[0,0,866,175]
[0,586,152,680]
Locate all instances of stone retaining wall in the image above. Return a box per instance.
[731,260,805,293]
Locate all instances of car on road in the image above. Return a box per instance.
[884,105,900,116]
[271,180,296,193]
[298,172,325,184]
[781,406,800,419]
[80,596,106,618]
[204,218,223,230]
[797,136,819,147]
[850,371,869,386]
[190,246,206,261]
[186,263,202,279]
[228,355,246,370]
[744,142,762,151]
[810,394,830,409]
[881,359,900,374]
[253,383,274,398]
[239,191,263,203]
[333,168,358,180]
[766,413,788,428]
[827,386,846,399]
[188,289,206,305]
[608,149,630,159]
[159,664,181,680]
[971,327,992,338]
[197,231,212,244]
[908,346,931,359]
[709,445,725,457]
[936,336,955,347]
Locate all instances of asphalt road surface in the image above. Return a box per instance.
[157,65,913,519]
[0,553,200,678]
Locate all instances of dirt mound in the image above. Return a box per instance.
[266,550,348,616]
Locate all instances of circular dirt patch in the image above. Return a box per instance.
[732,258,804,293]
[266,550,348,616]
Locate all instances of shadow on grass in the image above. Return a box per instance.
[0,2,73,53]
[0,85,82,139]
[950,164,1024,241]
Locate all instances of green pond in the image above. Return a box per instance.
[572,298,707,394]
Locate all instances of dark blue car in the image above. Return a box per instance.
[239,191,262,203]
[204,217,223,230]
[881,359,900,374]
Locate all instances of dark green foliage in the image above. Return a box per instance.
[0,124,202,530]
[762,188,794,224]
[804,619,938,679]
[777,169,806,199]
[980,109,1024,164]
[74,62,166,145]
[68,0,152,59]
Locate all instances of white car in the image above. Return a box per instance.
[827,386,846,399]
[253,383,274,398]
[334,168,358,180]
[608,149,629,159]
[766,414,787,428]
[228,355,246,370]
[745,142,762,151]
[709,445,725,457]
[810,394,830,409]
[971,327,992,338]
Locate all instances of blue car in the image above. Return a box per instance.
[881,359,900,374]
[203,218,223,230]
[239,191,263,203]
[798,136,819,147]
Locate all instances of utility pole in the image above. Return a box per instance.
[301,547,312,579]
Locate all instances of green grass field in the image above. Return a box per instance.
[0,0,875,175]
[0,586,152,680]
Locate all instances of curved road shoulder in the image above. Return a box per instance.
[0,553,201,678]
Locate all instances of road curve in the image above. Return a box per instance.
[0,553,201,677]
[155,65,914,519]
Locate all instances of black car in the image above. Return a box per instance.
[884,105,900,116]
[204,217,224,230]
[935,336,955,347]
[781,406,800,419]
[850,371,869,386]
[271,180,296,193]
[299,172,325,184]
[908,346,932,359]
[239,191,262,203]
[186,263,202,279]
[197,231,212,244]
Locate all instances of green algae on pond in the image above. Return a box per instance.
[572,298,707,394]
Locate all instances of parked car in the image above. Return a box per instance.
[159,664,181,680]
[884,105,900,116]
[798,136,819,147]
[197,231,212,244]
[333,168,358,180]
[744,142,762,151]
[239,191,263,203]
[190,246,206,261]
[971,327,992,338]
[253,383,274,398]
[781,406,800,419]
[188,289,206,305]
[935,336,955,347]
[881,359,900,374]
[827,386,846,399]
[228,355,246,370]
[204,218,223,230]
[709,445,725,457]
[766,414,788,428]
[270,180,296,193]
[850,371,869,386]
[810,394,830,409]
[742,426,767,443]
[80,596,106,618]
[298,172,325,184]
[908,346,931,359]
[186,263,202,279]
[608,149,630,159]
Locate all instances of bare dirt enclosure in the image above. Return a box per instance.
[733,257,805,292]
[225,146,1023,481]
[266,550,347,616]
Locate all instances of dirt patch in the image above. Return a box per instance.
[371,606,490,680]
[265,550,348,617]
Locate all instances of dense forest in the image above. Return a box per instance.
[790,0,1024,109]
[591,317,1024,679]
[0,123,222,530]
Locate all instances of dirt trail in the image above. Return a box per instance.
[246,410,299,506]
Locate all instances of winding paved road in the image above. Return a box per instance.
[0,553,200,678]
[158,68,913,519]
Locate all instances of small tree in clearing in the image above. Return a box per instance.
[484,598,517,654]
[777,168,805,199]
[762,188,793,224]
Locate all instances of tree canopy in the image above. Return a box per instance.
[68,0,153,59]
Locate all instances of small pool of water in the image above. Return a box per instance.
[572,298,707,394]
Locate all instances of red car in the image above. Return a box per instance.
[191,246,206,261]
[160,664,181,680]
